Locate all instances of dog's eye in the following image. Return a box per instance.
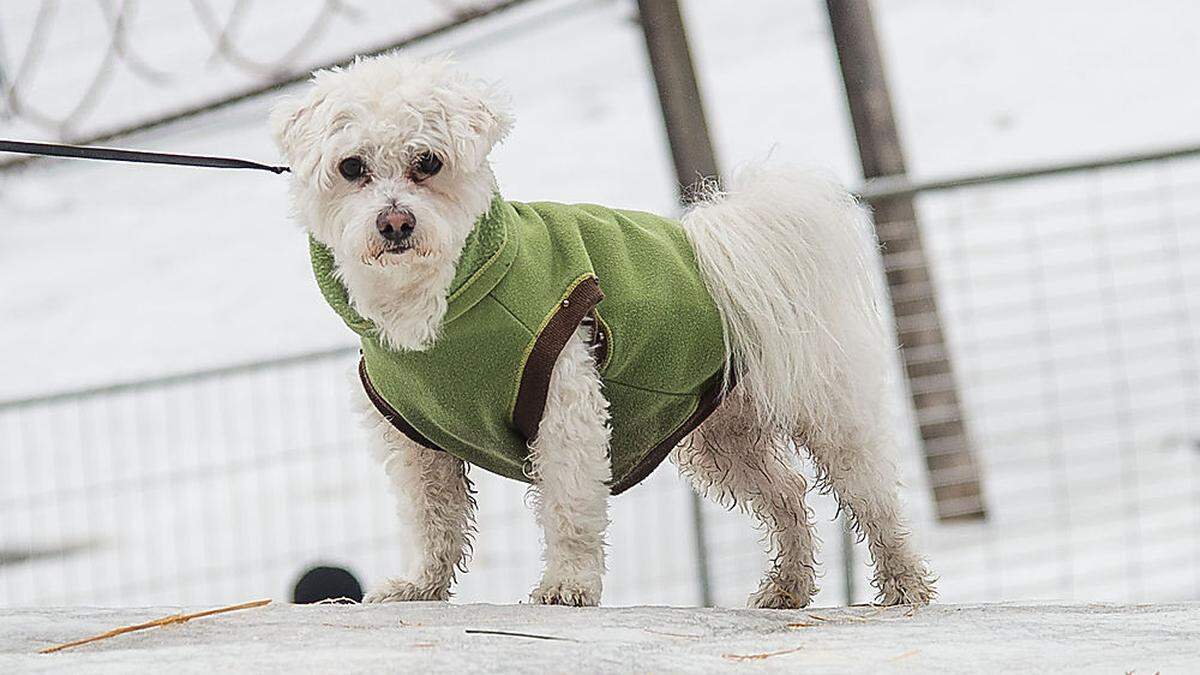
[338,157,366,181]
[411,152,443,181]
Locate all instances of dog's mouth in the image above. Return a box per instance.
[367,237,431,265]
[382,241,413,255]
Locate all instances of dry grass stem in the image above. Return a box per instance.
[39,599,272,654]
[722,646,804,661]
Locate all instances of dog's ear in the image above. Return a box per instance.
[270,90,335,188]
[447,75,513,172]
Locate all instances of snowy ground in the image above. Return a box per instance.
[2,0,1200,611]
[2,602,1197,673]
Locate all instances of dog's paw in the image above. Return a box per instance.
[363,578,449,604]
[530,578,600,607]
[874,566,937,606]
[748,574,816,610]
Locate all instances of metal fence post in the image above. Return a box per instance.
[841,513,856,605]
[636,0,720,606]
[636,0,720,200]
[688,493,714,607]
[825,0,987,520]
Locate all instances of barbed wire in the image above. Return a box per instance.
[188,0,359,78]
[0,0,57,129]
[102,0,172,85]
[0,0,550,173]
[0,0,470,140]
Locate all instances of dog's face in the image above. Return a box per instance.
[272,55,512,272]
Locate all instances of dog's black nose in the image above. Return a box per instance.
[376,208,416,242]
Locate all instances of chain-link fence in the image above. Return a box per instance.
[884,148,1200,604]
[0,346,723,607]
[3,146,1198,608]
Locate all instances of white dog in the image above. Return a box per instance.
[271,53,935,608]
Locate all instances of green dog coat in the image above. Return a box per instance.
[310,196,730,494]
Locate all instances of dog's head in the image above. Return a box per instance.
[271,54,512,271]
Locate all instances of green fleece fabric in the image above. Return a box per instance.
[310,195,728,493]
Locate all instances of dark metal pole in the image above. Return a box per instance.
[686,492,714,607]
[636,0,718,606]
[825,0,986,520]
[637,0,720,203]
[841,512,856,604]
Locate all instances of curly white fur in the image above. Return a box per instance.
[271,54,509,352]
[272,52,934,608]
[682,168,935,606]
[672,392,820,609]
[355,383,477,602]
[682,166,890,438]
[526,327,612,606]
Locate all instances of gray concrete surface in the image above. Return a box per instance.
[1,602,1195,673]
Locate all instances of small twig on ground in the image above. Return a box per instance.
[464,628,575,642]
[838,614,876,623]
[39,599,271,654]
[722,646,803,661]
[889,649,920,661]
[797,605,916,628]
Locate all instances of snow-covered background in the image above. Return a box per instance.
[1,0,1198,608]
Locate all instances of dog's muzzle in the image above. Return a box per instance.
[376,207,416,248]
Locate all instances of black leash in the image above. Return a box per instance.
[0,139,289,174]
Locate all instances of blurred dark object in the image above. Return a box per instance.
[292,565,363,604]
[0,541,96,567]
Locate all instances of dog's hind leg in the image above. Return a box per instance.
[528,328,612,607]
[675,393,820,609]
[359,400,477,603]
[681,165,935,606]
[796,423,935,606]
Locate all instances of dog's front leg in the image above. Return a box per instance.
[362,415,476,603]
[528,328,612,607]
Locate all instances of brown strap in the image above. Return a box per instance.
[511,276,605,441]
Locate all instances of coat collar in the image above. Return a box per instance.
[309,194,516,334]
[444,194,518,323]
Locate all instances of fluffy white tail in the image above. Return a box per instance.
[682,166,893,442]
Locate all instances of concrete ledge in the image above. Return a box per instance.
[1,602,1196,673]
